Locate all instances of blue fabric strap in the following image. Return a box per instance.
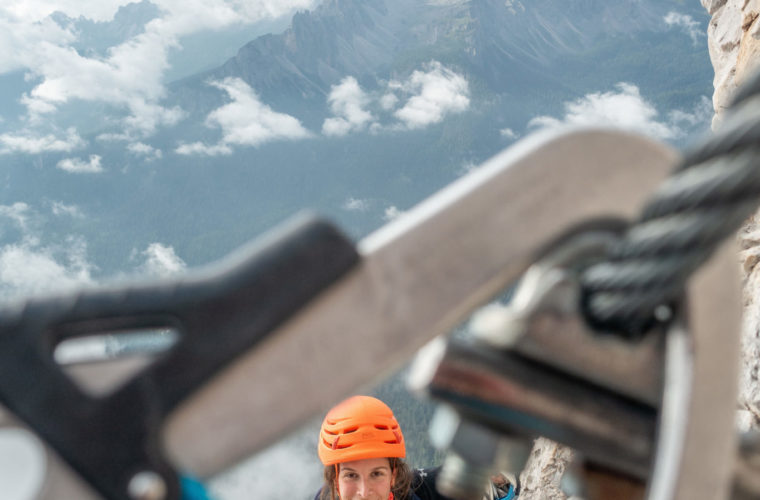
[180,475,214,500]
[499,483,516,500]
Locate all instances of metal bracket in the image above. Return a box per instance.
[409,223,741,499]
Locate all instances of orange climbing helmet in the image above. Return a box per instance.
[318,395,406,466]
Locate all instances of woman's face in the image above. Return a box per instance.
[337,457,395,500]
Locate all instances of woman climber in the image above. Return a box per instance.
[314,395,518,500]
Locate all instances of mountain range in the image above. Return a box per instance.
[1,0,712,287]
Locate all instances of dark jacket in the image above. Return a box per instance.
[313,467,446,500]
[409,467,454,500]
[313,466,517,500]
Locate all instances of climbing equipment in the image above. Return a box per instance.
[0,67,758,497]
[408,67,760,500]
[318,395,405,466]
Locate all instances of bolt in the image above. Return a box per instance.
[654,305,673,322]
[127,471,167,500]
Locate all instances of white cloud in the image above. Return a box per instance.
[122,100,186,136]
[391,61,470,129]
[383,205,405,221]
[6,0,315,24]
[15,30,182,133]
[0,202,95,300]
[175,141,233,156]
[0,127,84,154]
[128,141,163,160]
[322,77,374,136]
[0,202,31,229]
[0,12,75,74]
[50,201,84,218]
[0,202,33,241]
[176,77,311,155]
[322,117,352,137]
[322,61,470,136]
[528,83,683,140]
[4,1,131,23]
[137,243,186,277]
[664,11,705,46]
[342,197,370,212]
[0,236,95,300]
[20,94,59,118]
[56,154,104,173]
[96,132,131,142]
[1,0,316,139]
[500,128,518,139]
[380,93,398,111]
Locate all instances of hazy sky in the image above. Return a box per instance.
[0,1,317,144]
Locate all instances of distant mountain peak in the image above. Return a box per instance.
[207,0,678,103]
[50,1,161,57]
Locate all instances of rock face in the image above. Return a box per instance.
[518,438,574,499]
[739,218,760,431]
[702,0,760,433]
[702,0,760,127]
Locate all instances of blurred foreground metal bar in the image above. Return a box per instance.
[0,127,687,499]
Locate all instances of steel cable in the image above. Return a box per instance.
[582,73,760,335]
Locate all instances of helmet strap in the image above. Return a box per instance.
[334,464,341,500]
[389,462,395,500]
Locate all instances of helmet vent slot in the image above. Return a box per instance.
[392,430,402,443]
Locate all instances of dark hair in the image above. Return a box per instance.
[319,457,413,500]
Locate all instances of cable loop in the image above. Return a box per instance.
[582,71,760,335]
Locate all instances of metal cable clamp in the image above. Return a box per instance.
[410,221,741,500]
